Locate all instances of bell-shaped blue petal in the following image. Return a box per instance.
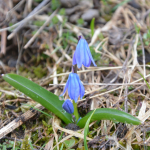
[73,37,97,68]
[61,73,85,102]
[62,99,74,114]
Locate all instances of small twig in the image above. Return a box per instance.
[0,89,31,99]
[143,9,150,19]
[49,83,150,86]
[0,61,6,73]
[139,33,146,94]
[27,0,33,12]
[56,40,72,61]
[0,103,44,139]
[56,46,69,64]
[123,42,132,112]
[8,0,26,15]
[112,85,145,108]
[78,74,150,102]
[16,33,24,74]
[24,9,58,49]
[8,0,50,39]
[1,26,7,54]
[0,3,49,33]
[49,65,150,78]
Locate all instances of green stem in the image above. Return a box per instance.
[73,100,79,122]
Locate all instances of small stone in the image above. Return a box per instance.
[65,7,77,15]
[8,58,17,67]
[69,12,82,23]
[65,123,80,131]
[60,0,79,8]
[81,9,99,21]
[66,2,91,15]
[128,0,141,10]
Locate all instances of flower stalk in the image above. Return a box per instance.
[61,36,97,124]
[72,64,77,73]
[73,100,79,122]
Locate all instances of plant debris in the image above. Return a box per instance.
[0,0,150,149]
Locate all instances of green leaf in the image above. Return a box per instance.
[90,18,95,37]
[60,143,64,150]
[63,138,75,148]
[52,16,59,24]
[29,140,34,149]
[112,0,130,11]
[77,108,141,128]
[51,0,60,10]
[32,30,38,36]
[143,33,147,40]
[3,145,6,150]
[33,20,45,27]
[89,46,101,61]
[145,41,149,46]
[77,18,84,26]
[84,109,96,150]
[59,8,66,15]
[134,23,140,34]
[147,29,150,38]
[3,74,72,124]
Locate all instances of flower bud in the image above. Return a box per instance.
[62,99,74,114]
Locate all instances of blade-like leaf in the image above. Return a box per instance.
[84,109,96,150]
[3,74,72,124]
[90,18,95,37]
[77,108,141,128]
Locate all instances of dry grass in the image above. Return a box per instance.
[0,0,150,149]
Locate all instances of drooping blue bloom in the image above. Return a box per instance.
[62,99,74,114]
[61,73,85,102]
[73,37,97,68]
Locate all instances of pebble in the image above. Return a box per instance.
[69,12,82,23]
[60,0,79,8]
[81,9,99,21]
[8,58,17,67]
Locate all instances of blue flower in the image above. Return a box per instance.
[73,37,97,68]
[62,99,74,114]
[61,73,85,102]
